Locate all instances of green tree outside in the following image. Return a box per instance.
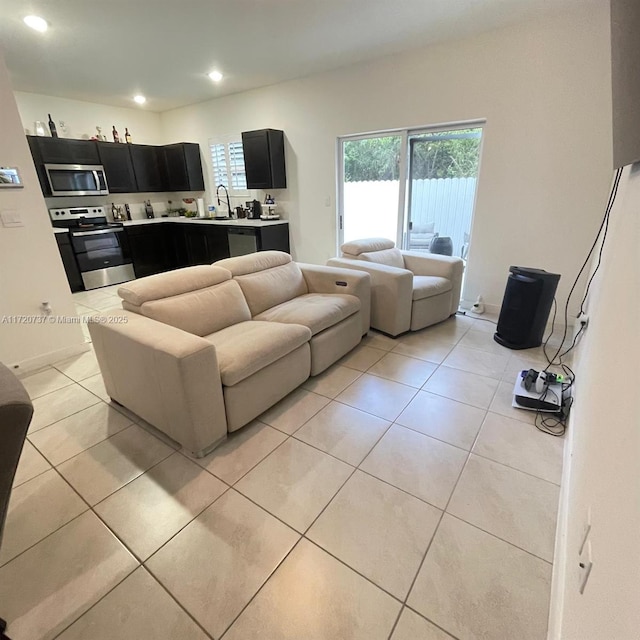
[344,129,481,182]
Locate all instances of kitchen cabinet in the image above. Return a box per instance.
[241,129,286,189]
[125,224,173,278]
[182,225,230,265]
[121,222,286,279]
[129,144,165,192]
[28,136,100,165]
[98,143,137,193]
[162,143,205,192]
[26,137,206,196]
[55,233,84,292]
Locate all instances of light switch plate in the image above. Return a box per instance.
[0,210,24,228]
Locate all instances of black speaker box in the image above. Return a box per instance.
[494,267,560,350]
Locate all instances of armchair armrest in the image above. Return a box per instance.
[298,263,371,335]
[327,258,413,336]
[401,252,464,315]
[89,310,227,456]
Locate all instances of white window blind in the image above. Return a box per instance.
[209,137,247,194]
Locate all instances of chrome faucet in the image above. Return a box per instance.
[216,184,233,218]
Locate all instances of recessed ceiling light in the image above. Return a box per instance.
[208,70,223,82]
[23,15,48,32]
[133,95,146,105]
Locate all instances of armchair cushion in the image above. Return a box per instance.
[341,237,395,256]
[205,321,311,387]
[412,276,452,301]
[255,293,360,335]
[360,248,404,268]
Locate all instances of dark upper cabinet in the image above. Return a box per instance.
[28,136,100,165]
[26,137,205,195]
[97,143,137,193]
[162,143,205,192]
[129,144,165,192]
[241,129,286,189]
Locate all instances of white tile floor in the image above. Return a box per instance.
[1,306,565,640]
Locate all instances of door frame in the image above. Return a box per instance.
[336,118,485,254]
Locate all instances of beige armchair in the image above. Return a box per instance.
[328,238,464,337]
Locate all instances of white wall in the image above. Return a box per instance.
[160,6,612,315]
[14,91,162,144]
[0,53,85,370]
[549,164,640,639]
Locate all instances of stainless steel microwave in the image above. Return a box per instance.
[44,164,109,196]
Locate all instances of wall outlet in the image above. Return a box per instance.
[1,209,24,228]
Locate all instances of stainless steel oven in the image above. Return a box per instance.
[45,164,109,196]
[49,207,134,290]
[70,227,134,289]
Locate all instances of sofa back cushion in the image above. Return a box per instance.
[118,265,251,336]
[340,237,405,268]
[216,251,308,316]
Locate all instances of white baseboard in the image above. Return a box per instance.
[11,341,91,378]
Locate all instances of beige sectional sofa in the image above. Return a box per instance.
[89,251,370,456]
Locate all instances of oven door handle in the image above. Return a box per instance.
[72,228,124,237]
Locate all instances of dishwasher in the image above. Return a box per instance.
[227,228,258,257]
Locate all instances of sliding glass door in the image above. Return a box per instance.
[338,123,483,268]
[406,128,482,259]
[338,133,405,246]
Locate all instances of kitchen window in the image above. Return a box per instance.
[209,138,248,195]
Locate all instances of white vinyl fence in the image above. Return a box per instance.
[344,177,477,257]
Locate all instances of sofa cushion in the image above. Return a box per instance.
[139,279,251,336]
[341,238,395,257]
[204,321,311,386]
[359,248,405,268]
[216,252,308,316]
[118,265,231,307]
[254,293,360,336]
[412,276,452,301]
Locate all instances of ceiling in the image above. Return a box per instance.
[1,0,586,112]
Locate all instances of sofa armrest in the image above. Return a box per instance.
[298,263,371,336]
[327,258,413,336]
[401,252,464,315]
[88,310,227,456]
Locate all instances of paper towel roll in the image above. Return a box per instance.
[197,198,205,217]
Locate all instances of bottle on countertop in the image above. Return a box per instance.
[124,203,132,221]
[144,200,154,219]
[125,128,132,144]
[112,125,120,143]
[111,203,119,221]
[48,114,58,138]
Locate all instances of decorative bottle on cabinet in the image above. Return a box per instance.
[112,126,120,143]
[47,114,58,138]
[125,128,132,144]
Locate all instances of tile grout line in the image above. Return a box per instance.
[13,321,558,637]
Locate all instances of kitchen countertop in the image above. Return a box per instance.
[120,217,288,228]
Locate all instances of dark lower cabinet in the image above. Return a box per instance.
[125,225,173,278]
[182,225,230,265]
[123,222,286,280]
[55,233,83,292]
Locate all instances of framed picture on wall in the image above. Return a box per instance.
[0,167,23,188]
